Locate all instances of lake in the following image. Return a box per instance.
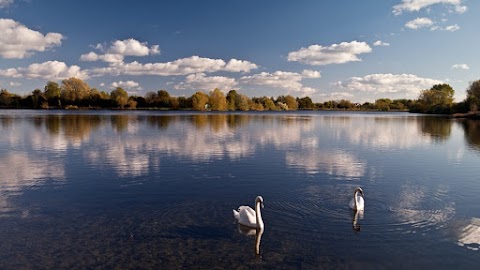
[0,110,479,269]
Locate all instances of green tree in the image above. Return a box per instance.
[110,87,128,108]
[417,84,455,113]
[297,96,314,109]
[466,80,480,112]
[284,95,298,110]
[44,81,61,107]
[191,91,209,111]
[156,90,171,108]
[0,89,13,107]
[226,90,238,111]
[209,88,227,111]
[375,99,391,111]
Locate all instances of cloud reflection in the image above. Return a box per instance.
[0,153,65,215]
[286,150,366,178]
[457,218,480,251]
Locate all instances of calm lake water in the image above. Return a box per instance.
[0,110,479,269]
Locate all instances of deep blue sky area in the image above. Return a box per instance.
[0,0,478,102]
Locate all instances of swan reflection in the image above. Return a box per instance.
[237,224,265,255]
[352,210,364,232]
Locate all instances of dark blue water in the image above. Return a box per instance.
[0,110,479,269]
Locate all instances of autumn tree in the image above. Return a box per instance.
[209,88,227,111]
[284,95,298,110]
[191,91,209,111]
[61,77,91,105]
[110,87,129,108]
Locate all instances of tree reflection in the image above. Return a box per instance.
[460,120,480,151]
[146,115,174,130]
[418,117,452,142]
[44,115,102,142]
[111,115,130,133]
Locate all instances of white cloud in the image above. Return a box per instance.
[174,73,237,92]
[0,0,13,8]
[335,73,443,95]
[111,80,141,90]
[88,56,257,76]
[241,71,318,94]
[9,81,21,86]
[0,61,88,80]
[405,17,434,29]
[0,18,63,59]
[224,59,258,72]
[302,69,321,78]
[444,24,460,31]
[287,41,372,66]
[80,38,160,63]
[452,64,469,70]
[393,0,467,15]
[373,40,390,46]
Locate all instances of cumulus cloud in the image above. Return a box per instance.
[443,24,460,31]
[241,71,318,94]
[0,18,63,59]
[373,40,390,46]
[302,69,322,78]
[405,17,434,29]
[452,64,469,70]
[334,73,443,95]
[80,38,160,63]
[393,0,468,15]
[88,56,258,76]
[224,59,258,72]
[174,73,237,91]
[0,61,88,80]
[111,80,141,90]
[287,41,372,66]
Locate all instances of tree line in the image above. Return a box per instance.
[1,77,479,114]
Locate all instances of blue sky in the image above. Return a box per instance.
[0,0,478,102]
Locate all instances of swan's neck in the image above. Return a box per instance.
[353,190,359,209]
[255,201,264,229]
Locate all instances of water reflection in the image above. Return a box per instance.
[457,218,480,251]
[352,210,364,232]
[460,120,480,151]
[418,117,452,142]
[237,224,264,255]
[0,153,64,216]
[286,150,365,178]
[394,184,455,233]
[0,111,479,269]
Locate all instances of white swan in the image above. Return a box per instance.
[349,187,364,211]
[233,196,264,229]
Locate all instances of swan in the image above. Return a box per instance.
[349,187,364,211]
[233,196,264,229]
